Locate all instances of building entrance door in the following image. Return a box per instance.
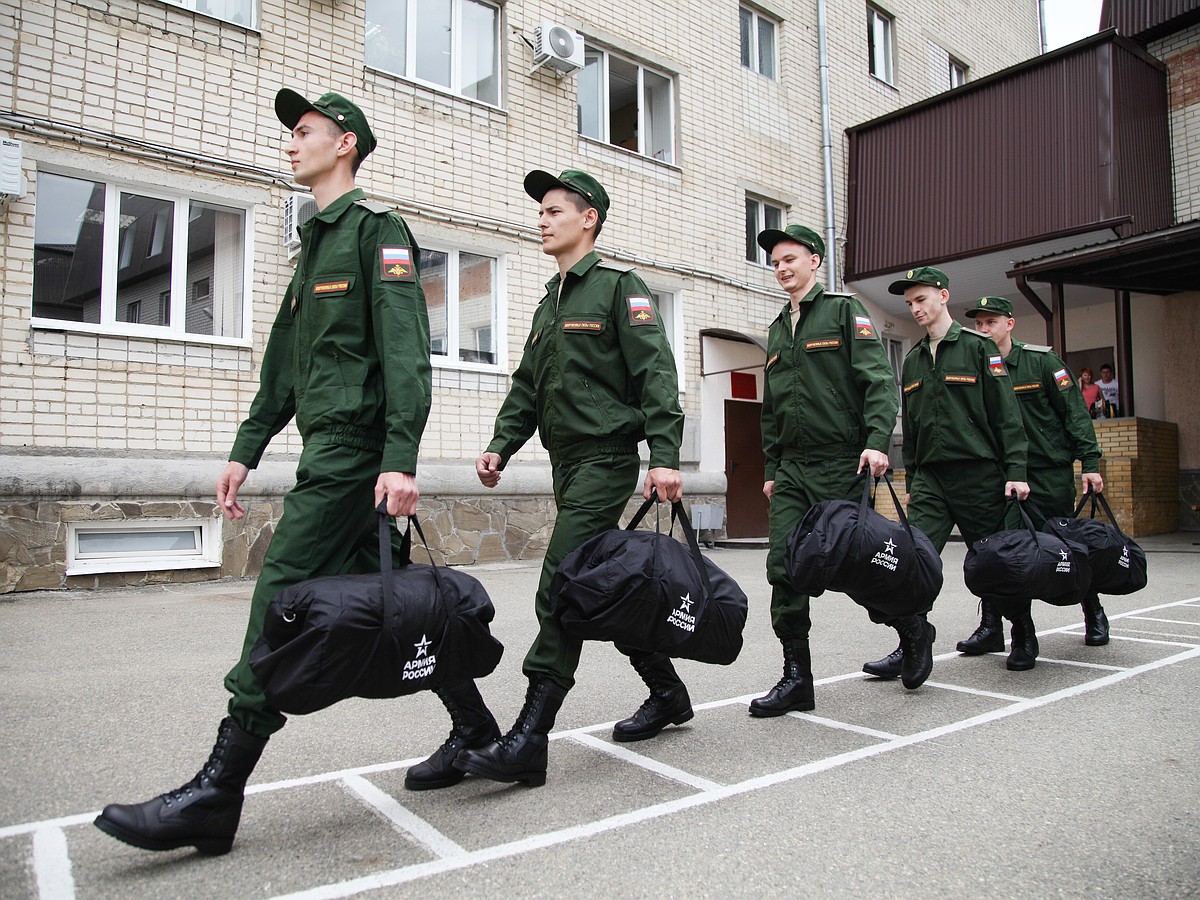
[724,399,769,538]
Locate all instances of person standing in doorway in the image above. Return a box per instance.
[1097,363,1120,417]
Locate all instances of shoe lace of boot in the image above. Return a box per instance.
[159,723,233,808]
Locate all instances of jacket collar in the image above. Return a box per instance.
[545,250,602,294]
[775,282,824,322]
[311,188,365,226]
[919,319,963,352]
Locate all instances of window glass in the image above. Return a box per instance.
[32,173,104,323]
[421,248,449,357]
[757,15,776,78]
[868,6,894,84]
[578,50,604,139]
[580,45,675,162]
[745,198,760,263]
[160,0,256,28]
[608,56,639,152]
[77,529,198,556]
[458,252,496,364]
[33,172,248,342]
[364,0,409,77]
[643,69,674,163]
[745,196,786,265]
[461,0,498,104]
[415,0,452,87]
[117,193,174,327]
[739,7,753,68]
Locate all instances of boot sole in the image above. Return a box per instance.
[748,698,815,718]
[404,770,466,791]
[1085,635,1110,646]
[453,758,547,788]
[861,664,900,679]
[1006,658,1037,671]
[611,708,695,742]
[956,640,1005,655]
[93,814,234,855]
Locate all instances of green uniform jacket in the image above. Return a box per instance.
[760,284,898,481]
[901,322,1028,481]
[487,251,683,468]
[230,189,432,474]
[1006,340,1102,472]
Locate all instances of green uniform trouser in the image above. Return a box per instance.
[906,459,1019,614]
[224,442,404,738]
[766,456,867,639]
[522,449,643,690]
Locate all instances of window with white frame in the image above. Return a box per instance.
[66,518,221,575]
[745,196,785,265]
[420,247,501,366]
[364,0,500,105]
[949,58,968,88]
[867,5,895,85]
[32,172,249,342]
[739,6,778,79]
[158,0,257,28]
[578,45,675,163]
[650,289,687,389]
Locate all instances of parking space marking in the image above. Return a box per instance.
[266,642,1200,900]
[1025,656,1126,671]
[1128,616,1200,627]
[6,594,1199,900]
[568,733,724,791]
[921,681,1026,702]
[32,827,74,900]
[340,775,465,859]
[787,712,899,741]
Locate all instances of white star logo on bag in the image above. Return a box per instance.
[679,594,692,613]
[413,634,432,658]
[1059,550,1069,561]
[883,538,897,554]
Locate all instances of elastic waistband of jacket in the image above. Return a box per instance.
[306,425,386,452]
[780,442,860,463]
[555,434,639,462]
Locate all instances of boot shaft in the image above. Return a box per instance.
[628,652,686,698]
[202,718,268,794]
[512,678,568,737]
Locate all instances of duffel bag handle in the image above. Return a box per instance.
[624,490,714,600]
[1073,488,1128,536]
[1007,492,1041,539]
[374,501,446,627]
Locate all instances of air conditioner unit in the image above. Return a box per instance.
[532,21,584,75]
[282,191,318,257]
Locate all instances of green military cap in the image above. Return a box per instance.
[965,296,1015,317]
[275,88,378,162]
[524,169,610,224]
[888,265,950,295]
[756,224,825,260]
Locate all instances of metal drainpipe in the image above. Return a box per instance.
[817,0,838,289]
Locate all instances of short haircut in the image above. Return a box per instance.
[1101,363,1113,372]
[563,189,603,237]
[324,117,362,174]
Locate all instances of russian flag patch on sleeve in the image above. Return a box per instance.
[627,295,656,325]
[853,315,877,339]
[1054,367,1073,390]
[379,247,415,281]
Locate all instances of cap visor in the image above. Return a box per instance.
[887,280,917,295]
[524,169,567,202]
[275,88,316,130]
[756,229,792,254]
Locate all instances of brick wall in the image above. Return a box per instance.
[1151,22,1200,222]
[1092,418,1180,537]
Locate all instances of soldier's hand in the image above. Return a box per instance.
[216,461,250,521]
[858,449,889,478]
[376,472,419,518]
[1082,472,1104,494]
[476,452,502,488]
[1005,481,1031,501]
[763,480,774,500]
[644,467,683,503]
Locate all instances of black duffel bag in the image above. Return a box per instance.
[964,496,1092,607]
[784,471,943,617]
[249,505,504,715]
[1041,490,1148,595]
[549,494,748,665]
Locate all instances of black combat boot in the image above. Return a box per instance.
[612,652,694,742]
[893,616,935,689]
[453,678,568,787]
[862,642,903,679]
[1083,595,1110,646]
[405,681,500,791]
[1007,607,1039,671]
[956,599,1005,655]
[94,717,268,855]
[748,639,815,717]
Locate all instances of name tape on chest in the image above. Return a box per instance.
[379,247,415,281]
[945,373,978,385]
[853,315,877,339]
[563,320,604,334]
[903,379,922,394]
[766,352,780,370]
[1013,382,1042,394]
[313,280,350,294]
[626,296,656,325]
[805,338,841,352]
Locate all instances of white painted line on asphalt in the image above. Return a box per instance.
[0,815,93,841]
[340,776,465,859]
[568,733,723,792]
[32,827,75,900]
[1029,657,1126,671]
[1127,616,1200,627]
[266,645,1200,900]
[1106,629,1200,643]
[787,712,899,741]
[922,682,1026,702]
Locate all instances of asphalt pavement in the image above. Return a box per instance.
[2,535,1198,899]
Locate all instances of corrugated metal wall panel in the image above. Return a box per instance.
[845,36,1172,279]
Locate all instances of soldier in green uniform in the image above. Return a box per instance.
[95,89,475,856]
[967,296,1109,647]
[862,267,1034,676]
[454,169,686,788]
[752,224,933,708]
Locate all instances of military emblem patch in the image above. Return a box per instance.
[379,247,415,281]
[854,315,877,339]
[1054,367,1072,390]
[945,374,978,385]
[627,296,656,325]
[988,354,1007,377]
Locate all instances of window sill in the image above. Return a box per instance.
[30,325,253,371]
[578,136,682,174]
[868,73,899,92]
[364,66,508,117]
[153,0,260,35]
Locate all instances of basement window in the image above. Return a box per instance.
[66,519,221,575]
